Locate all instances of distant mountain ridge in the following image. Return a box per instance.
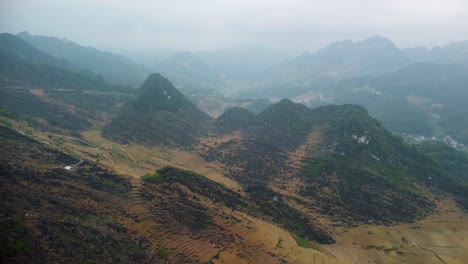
[402,40,468,64]
[262,36,409,83]
[0,33,79,73]
[153,51,226,93]
[17,31,152,87]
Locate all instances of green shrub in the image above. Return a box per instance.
[292,235,321,251]
[141,172,164,183]
[0,215,32,258]
[157,247,168,256]
[94,177,126,193]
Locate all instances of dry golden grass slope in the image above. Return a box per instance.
[2,118,467,264]
[82,126,468,264]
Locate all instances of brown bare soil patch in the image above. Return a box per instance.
[287,128,323,170]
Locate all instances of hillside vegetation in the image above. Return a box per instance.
[208,100,468,225]
[103,73,212,147]
[0,126,146,263]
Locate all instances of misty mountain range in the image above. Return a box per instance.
[16,32,153,87]
[2,31,468,146]
[2,28,468,263]
[13,32,468,89]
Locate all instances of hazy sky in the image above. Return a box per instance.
[1,0,467,53]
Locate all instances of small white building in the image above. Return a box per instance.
[64,166,72,170]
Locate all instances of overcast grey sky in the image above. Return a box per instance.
[1,0,467,53]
